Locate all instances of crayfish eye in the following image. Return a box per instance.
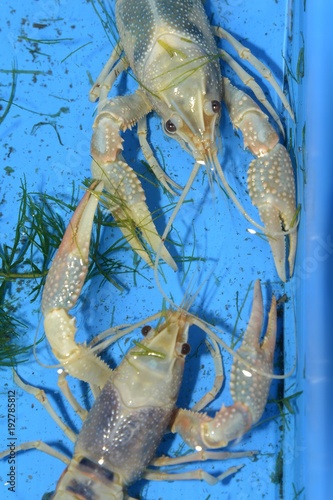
[165,119,177,134]
[141,325,151,336]
[181,343,191,355]
[211,100,221,113]
[204,99,221,116]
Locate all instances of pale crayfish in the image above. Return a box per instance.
[89,0,297,281]
[1,183,279,498]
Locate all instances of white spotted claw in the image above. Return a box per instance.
[171,280,277,449]
[41,181,111,388]
[224,79,297,282]
[90,94,177,271]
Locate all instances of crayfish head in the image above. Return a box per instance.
[142,310,190,364]
[157,67,222,164]
[131,310,191,395]
[161,88,221,164]
[144,33,222,165]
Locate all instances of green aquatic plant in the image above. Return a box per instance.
[89,0,119,45]
[270,448,283,487]
[0,88,69,119]
[130,340,166,359]
[283,36,305,86]
[30,121,64,146]
[0,179,57,366]
[0,303,30,366]
[301,123,306,181]
[0,178,138,367]
[0,65,17,126]
[61,41,93,64]
[0,68,47,76]
[292,483,305,499]
[271,387,303,431]
[0,63,69,120]
[268,388,303,493]
[18,36,74,45]
[230,281,253,349]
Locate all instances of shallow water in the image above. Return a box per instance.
[0,1,303,498]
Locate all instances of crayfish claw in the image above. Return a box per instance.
[90,91,177,269]
[248,144,297,282]
[42,181,104,315]
[230,280,277,424]
[223,79,297,281]
[171,281,277,450]
[112,200,177,271]
[42,182,112,387]
[91,158,177,271]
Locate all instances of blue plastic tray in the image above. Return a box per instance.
[300,1,333,498]
[1,1,328,498]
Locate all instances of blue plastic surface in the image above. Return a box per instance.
[303,1,333,498]
[0,1,328,499]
